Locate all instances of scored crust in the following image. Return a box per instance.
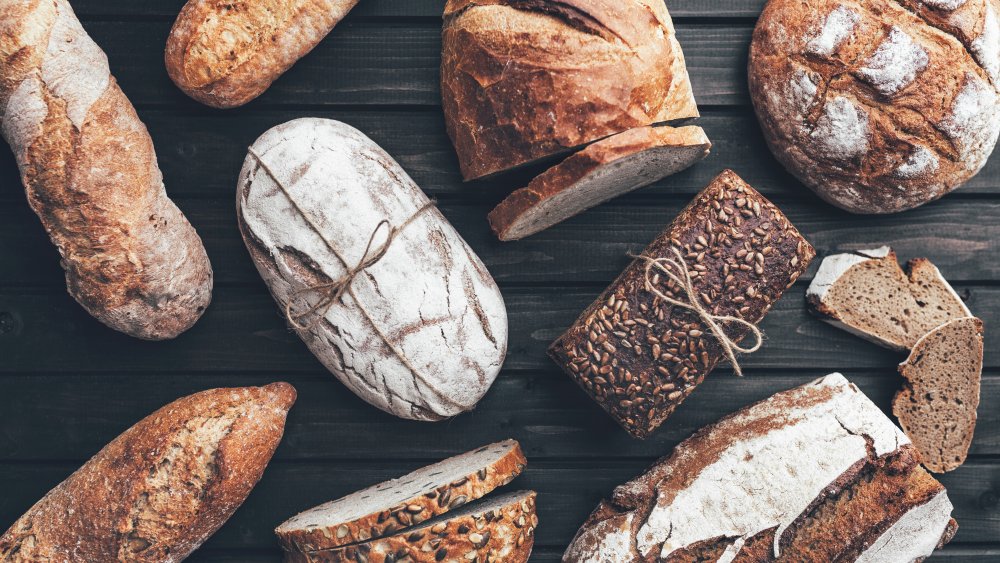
[488,125,711,241]
[276,440,527,552]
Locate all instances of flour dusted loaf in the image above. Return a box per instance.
[488,125,711,241]
[749,0,1000,214]
[238,119,507,421]
[276,440,527,552]
[166,0,359,108]
[0,0,213,340]
[441,0,698,181]
[0,383,296,562]
[807,247,971,351]
[563,373,957,562]
[549,170,814,438]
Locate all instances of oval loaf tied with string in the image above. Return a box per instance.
[237,118,508,422]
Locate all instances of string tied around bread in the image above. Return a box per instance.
[629,247,763,376]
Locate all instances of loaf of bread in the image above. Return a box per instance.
[0,0,213,340]
[549,170,815,438]
[238,119,508,421]
[563,373,957,562]
[488,125,711,241]
[0,383,296,562]
[749,0,1000,213]
[441,0,698,181]
[807,247,971,351]
[166,0,359,108]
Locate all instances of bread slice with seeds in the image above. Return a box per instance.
[488,125,711,241]
[807,247,971,351]
[276,440,527,552]
[894,317,984,473]
[283,491,537,563]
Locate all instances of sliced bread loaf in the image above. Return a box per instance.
[894,317,984,473]
[488,125,711,241]
[283,491,537,563]
[806,248,971,351]
[276,440,527,552]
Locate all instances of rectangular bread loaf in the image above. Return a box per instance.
[548,170,815,438]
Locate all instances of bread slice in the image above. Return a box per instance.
[488,125,711,241]
[276,440,527,552]
[894,317,984,473]
[806,247,971,351]
[283,491,537,563]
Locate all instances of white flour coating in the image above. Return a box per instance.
[939,73,1000,170]
[971,2,1000,84]
[238,119,507,421]
[806,5,860,56]
[40,0,110,129]
[562,512,635,562]
[896,145,940,178]
[788,68,819,113]
[920,0,969,9]
[810,97,870,160]
[855,492,954,562]
[857,26,929,96]
[1,78,48,162]
[806,247,892,303]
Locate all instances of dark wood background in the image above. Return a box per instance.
[0,1,997,561]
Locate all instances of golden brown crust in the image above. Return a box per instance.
[0,383,296,562]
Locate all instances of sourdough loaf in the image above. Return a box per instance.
[563,373,957,562]
[807,247,971,351]
[283,491,537,563]
[895,316,984,473]
[441,0,698,181]
[549,170,815,438]
[238,119,507,421]
[276,440,527,552]
[749,0,1000,213]
[0,0,213,340]
[166,0,360,108]
[488,125,711,241]
[0,383,296,562]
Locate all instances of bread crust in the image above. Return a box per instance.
[0,0,213,340]
[440,0,699,181]
[0,383,296,562]
[165,0,360,108]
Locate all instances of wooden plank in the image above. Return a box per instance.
[1,372,998,462]
[1,461,996,549]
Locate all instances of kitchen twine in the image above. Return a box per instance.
[629,246,763,376]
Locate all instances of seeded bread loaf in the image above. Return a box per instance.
[0,0,213,340]
[441,0,698,181]
[488,125,711,241]
[0,383,296,562]
[895,316,984,473]
[563,373,957,562]
[283,491,537,563]
[549,170,815,438]
[749,0,1000,214]
[276,440,527,552]
[807,247,972,351]
[166,0,360,108]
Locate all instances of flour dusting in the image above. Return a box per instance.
[920,0,968,9]
[939,73,1000,168]
[971,2,1000,83]
[788,68,819,113]
[807,6,861,56]
[811,96,870,160]
[857,26,929,96]
[896,145,940,178]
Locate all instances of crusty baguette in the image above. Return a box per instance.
[166,0,359,108]
[0,383,296,562]
[0,0,213,340]
[488,125,711,241]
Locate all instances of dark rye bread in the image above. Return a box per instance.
[283,491,537,563]
[488,125,711,241]
[895,317,984,474]
[562,374,957,562]
[276,440,527,552]
[548,170,815,438]
[0,383,296,562]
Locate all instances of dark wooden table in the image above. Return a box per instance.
[0,1,997,561]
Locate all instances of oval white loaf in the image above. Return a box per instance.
[237,119,508,421]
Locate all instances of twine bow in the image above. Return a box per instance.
[630,247,763,376]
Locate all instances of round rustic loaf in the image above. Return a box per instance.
[749,0,1000,214]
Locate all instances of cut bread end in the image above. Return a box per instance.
[488,125,711,241]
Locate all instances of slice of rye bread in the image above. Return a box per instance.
[894,317,984,474]
[488,125,711,241]
[282,491,538,563]
[806,247,971,351]
[276,440,527,552]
